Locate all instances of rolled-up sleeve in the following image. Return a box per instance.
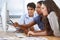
[33,16,38,24]
[18,15,25,24]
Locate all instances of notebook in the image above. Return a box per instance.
[15,33,26,38]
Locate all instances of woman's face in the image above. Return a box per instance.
[36,3,42,15]
[41,4,48,16]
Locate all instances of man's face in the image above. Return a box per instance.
[36,3,42,15]
[27,7,35,15]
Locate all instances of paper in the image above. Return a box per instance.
[21,37,48,40]
[0,37,14,40]
[15,33,26,38]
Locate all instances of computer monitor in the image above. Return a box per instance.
[1,2,9,32]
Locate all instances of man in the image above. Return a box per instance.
[15,2,40,33]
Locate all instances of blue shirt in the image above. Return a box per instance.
[18,13,42,31]
[33,15,44,30]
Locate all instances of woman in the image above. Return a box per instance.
[40,0,60,36]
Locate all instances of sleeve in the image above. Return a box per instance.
[18,15,25,25]
[47,11,59,32]
[33,16,38,24]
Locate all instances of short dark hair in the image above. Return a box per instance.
[27,2,36,10]
[37,1,44,5]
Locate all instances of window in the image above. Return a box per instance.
[7,0,25,15]
[0,0,60,16]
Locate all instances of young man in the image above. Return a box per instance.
[15,2,40,33]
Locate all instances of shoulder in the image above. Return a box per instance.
[34,16,40,20]
[33,15,41,22]
[47,11,57,19]
[34,13,38,17]
[20,13,28,18]
[50,11,56,16]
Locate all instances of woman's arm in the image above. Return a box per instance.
[28,30,48,36]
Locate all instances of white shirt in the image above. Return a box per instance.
[18,13,40,31]
[47,11,60,36]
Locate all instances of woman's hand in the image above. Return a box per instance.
[13,22,19,27]
[27,31,35,36]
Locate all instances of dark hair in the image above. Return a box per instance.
[37,1,44,5]
[27,2,36,10]
[37,0,60,14]
[40,0,60,31]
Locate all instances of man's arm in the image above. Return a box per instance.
[13,21,35,34]
[13,21,36,28]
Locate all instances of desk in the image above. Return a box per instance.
[0,31,60,40]
[41,36,60,40]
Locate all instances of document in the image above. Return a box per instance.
[21,37,48,40]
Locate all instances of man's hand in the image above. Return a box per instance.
[13,22,19,27]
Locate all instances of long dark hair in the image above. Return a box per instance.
[38,0,60,15]
[42,0,60,31]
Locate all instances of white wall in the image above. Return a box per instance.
[24,0,40,13]
[54,0,60,9]
[7,0,25,15]
[0,0,60,15]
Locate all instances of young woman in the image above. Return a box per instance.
[40,0,60,36]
